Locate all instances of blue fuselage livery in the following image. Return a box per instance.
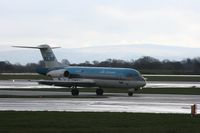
[37,67,143,80]
[36,66,146,89]
[14,44,146,96]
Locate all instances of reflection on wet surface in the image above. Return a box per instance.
[0,80,199,114]
[0,94,199,114]
[0,80,200,88]
[146,81,200,88]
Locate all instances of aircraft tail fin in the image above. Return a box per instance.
[13,44,62,68]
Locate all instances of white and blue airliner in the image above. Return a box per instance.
[14,44,146,96]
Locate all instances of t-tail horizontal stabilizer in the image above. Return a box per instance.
[12,45,60,49]
[13,44,62,68]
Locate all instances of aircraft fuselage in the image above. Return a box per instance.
[36,66,146,89]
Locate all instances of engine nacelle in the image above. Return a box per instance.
[47,69,70,78]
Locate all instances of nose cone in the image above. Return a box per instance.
[141,77,146,87]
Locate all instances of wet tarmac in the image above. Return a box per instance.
[0,80,200,88]
[0,80,199,114]
[146,81,200,88]
[0,80,58,88]
[0,94,199,114]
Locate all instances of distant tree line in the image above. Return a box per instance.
[0,61,44,73]
[1,56,200,74]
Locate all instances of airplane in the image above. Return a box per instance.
[13,44,146,96]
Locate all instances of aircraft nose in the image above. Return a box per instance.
[141,77,146,87]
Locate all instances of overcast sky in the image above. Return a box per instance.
[0,0,199,50]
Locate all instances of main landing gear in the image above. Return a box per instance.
[71,87,104,96]
[71,86,79,96]
[96,88,104,96]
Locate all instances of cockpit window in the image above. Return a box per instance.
[126,73,134,78]
[125,70,142,79]
[134,72,140,77]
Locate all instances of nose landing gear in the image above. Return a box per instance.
[128,88,134,96]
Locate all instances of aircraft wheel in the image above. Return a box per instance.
[71,88,79,96]
[128,91,133,96]
[96,88,104,96]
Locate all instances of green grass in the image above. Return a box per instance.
[144,76,200,81]
[0,111,199,133]
[0,74,49,80]
[0,95,108,98]
[103,87,200,95]
[1,87,200,97]
[140,88,200,95]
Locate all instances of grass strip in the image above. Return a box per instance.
[0,111,199,133]
[0,74,48,80]
[144,76,200,81]
[140,88,200,95]
[1,87,200,95]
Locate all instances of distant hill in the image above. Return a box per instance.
[1,44,200,64]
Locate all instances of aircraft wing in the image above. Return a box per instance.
[37,79,96,87]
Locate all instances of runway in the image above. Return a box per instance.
[0,80,57,89]
[147,81,200,88]
[0,92,199,114]
[0,80,199,114]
